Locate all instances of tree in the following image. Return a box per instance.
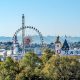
[17,52,42,80]
[41,48,55,65]
[0,57,18,80]
[41,55,80,80]
[0,50,80,80]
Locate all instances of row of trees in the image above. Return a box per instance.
[0,49,80,80]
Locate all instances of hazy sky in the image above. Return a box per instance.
[0,0,80,37]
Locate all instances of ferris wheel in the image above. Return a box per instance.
[12,14,44,54]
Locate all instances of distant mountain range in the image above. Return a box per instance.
[0,36,12,42]
[0,36,80,43]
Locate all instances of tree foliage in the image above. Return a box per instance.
[0,57,18,80]
[0,51,80,80]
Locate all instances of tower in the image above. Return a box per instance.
[22,14,25,54]
[13,35,19,55]
[55,36,62,54]
[13,35,18,44]
[62,39,69,54]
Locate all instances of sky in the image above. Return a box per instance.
[0,0,80,37]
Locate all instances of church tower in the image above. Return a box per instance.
[62,39,69,54]
[55,36,62,54]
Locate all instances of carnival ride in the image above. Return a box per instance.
[12,14,44,56]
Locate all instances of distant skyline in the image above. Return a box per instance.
[0,0,80,37]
